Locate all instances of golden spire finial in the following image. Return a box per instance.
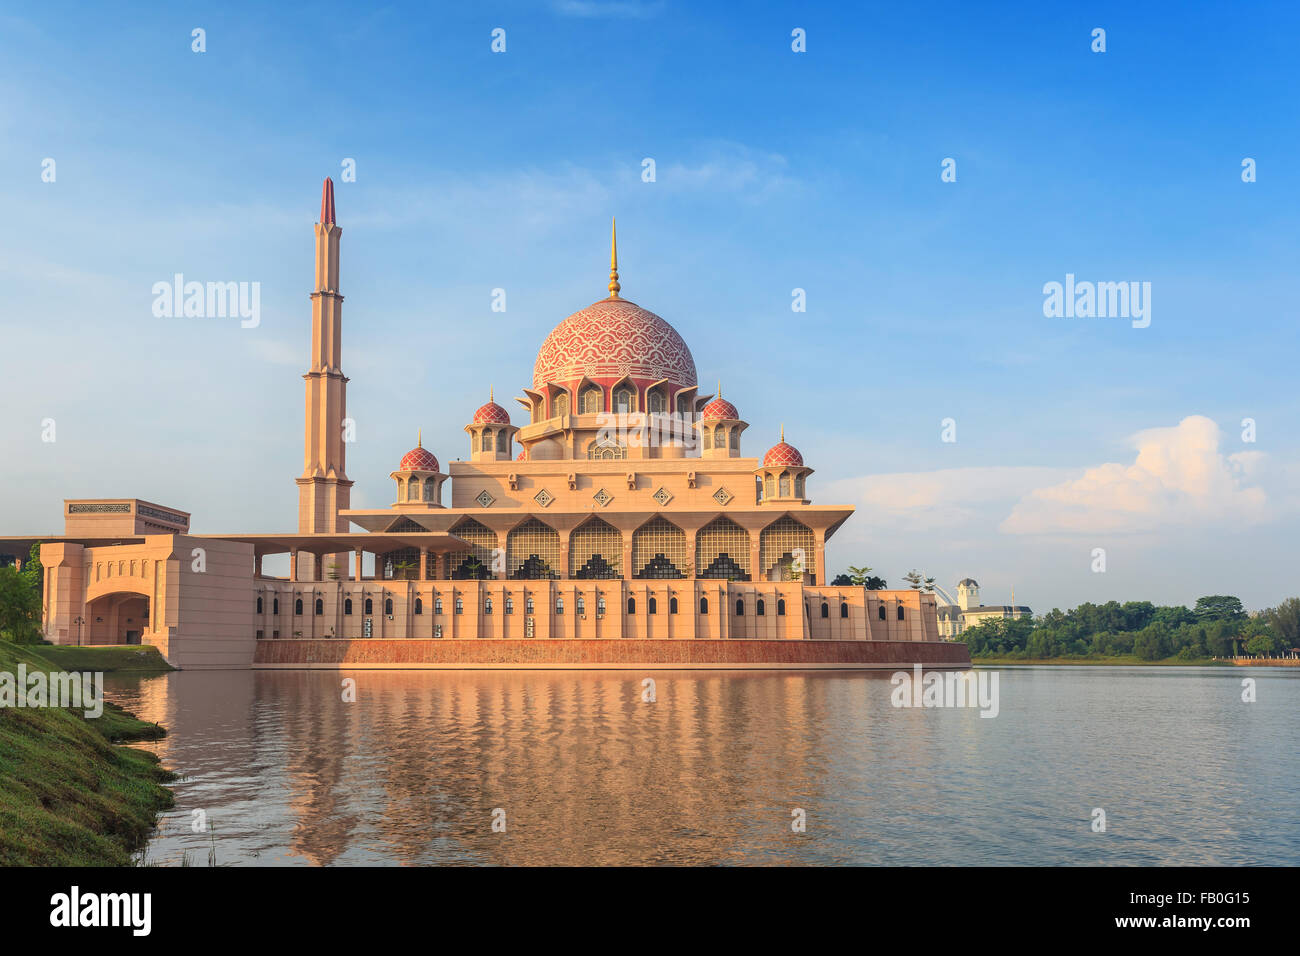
[780,423,785,443]
[417,427,422,448]
[490,385,494,402]
[608,217,621,298]
[717,380,721,398]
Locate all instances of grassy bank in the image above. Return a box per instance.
[31,643,173,674]
[969,654,1230,667]
[0,641,174,866]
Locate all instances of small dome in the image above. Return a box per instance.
[472,391,511,425]
[700,397,739,421]
[958,578,979,587]
[763,440,804,468]
[516,450,527,462]
[400,445,440,472]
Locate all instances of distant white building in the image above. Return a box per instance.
[936,578,1032,638]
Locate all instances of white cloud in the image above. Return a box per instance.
[1000,416,1271,535]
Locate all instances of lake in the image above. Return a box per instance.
[105,665,1298,866]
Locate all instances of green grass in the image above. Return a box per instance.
[970,654,1230,666]
[28,643,173,673]
[0,641,174,866]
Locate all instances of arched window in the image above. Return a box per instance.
[505,597,514,614]
[365,598,373,615]
[455,597,464,614]
[840,602,849,619]
[415,597,423,615]
[735,598,744,616]
[627,597,636,615]
[580,386,603,414]
[699,597,709,615]
[794,475,805,498]
[481,431,493,452]
[256,596,263,614]
[714,425,726,447]
[344,598,353,615]
[820,602,829,618]
[496,430,509,453]
[569,517,622,578]
[273,597,280,615]
[779,473,792,497]
[484,597,494,615]
[577,596,586,616]
[407,477,420,501]
[669,597,678,614]
[676,393,691,414]
[556,596,564,615]
[384,598,393,616]
[596,596,606,616]
[553,392,570,418]
[315,598,323,616]
[525,597,534,614]
[730,426,740,450]
[586,439,627,460]
[294,598,303,616]
[614,387,634,413]
[765,474,775,499]
[756,599,765,616]
[425,480,436,502]
[777,598,786,616]
[878,605,886,620]
[897,605,905,621]
[647,389,665,414]
[648,596,657,614]
[434,597,443,614]
[702,427,711,450]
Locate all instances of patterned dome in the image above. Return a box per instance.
[532,298,697,395]
[701,397,739,421]
[399,445,440,472]
[763,440,804,468]
[473,400,510,425]
[516,450,527,462]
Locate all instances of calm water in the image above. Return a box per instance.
[105,666,1299,866]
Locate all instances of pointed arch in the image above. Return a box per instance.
[631,515,687,579]
[446,518,496,579]
[759,515,816,582]
[696,515,751,580]
[506,517,560,579]
[569,516,623,578]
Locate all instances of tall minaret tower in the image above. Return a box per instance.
[295,178,353,579]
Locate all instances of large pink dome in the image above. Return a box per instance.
[532,298,697,395]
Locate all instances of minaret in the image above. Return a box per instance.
[295,177,353,580]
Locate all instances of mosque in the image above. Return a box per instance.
[2,180,969,669]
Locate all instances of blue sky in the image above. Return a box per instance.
[2,1,1297,611]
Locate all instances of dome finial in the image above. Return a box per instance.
[417,427,422,448]
[608,217,621,298]
[490,385,494,402]
[780,423,785,443]
[717,379,721,398]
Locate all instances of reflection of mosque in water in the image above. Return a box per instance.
[121,670,954,866]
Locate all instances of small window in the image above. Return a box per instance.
[273,597,280,615]
[840,603,848,619]
[256,596,263,614]
[878,605,886,620]
[414,597,423,615]
[669,597,678,614]
[385,598,393,616]
[756,599,765,616]
[526,597,534,614]
[627,597,636,615]
[648,596,657,615]
[344,598,353,615]
[777,598,786,616]
[485,597,494,615]
[699,597,709,615]
[702,428,711,450]
[780,473,792,497]
[556,597,565,615]
[496,430,509,453]
[294,599,303,616]
[455,597,464,614]
[554,392,570,418]
[897,605,905,621]
[315,598,324,616]
[365,598,373,615]
[577,596,586,616]
[481,431,493,452]
[735,599,744,616]
[505,597,514,614]
[435,597,443,615]
[597,597,606,616]
[820,602,829,618]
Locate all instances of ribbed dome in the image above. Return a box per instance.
[532,298,697,395]
[473,400,511,425]
[700,397,739,421]
[399,446,440,472]
[763,441,804,468]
